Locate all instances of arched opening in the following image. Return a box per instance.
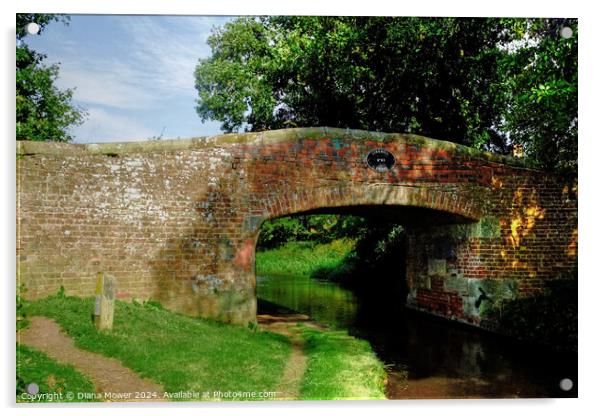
[253,202,476,323]
[253,200,480,388]
[250,184,484,324]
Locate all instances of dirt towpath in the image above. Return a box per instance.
[18,316,166,402]
[257,313,325,400]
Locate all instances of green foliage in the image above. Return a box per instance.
[312,221,406,286]
[257,214,366,249]
[497,19,577,174]
[17,284,29,331]
[495,276,577,352]
[257,217,308,249]
[142,299,164,311]
[16,13,86,142]
[16,14,68,40]
[17,344,98,402]
[256,214,405,286]
[299,327,387,400]
[22,294,291,399]
[256,239,356,277]
[349,223,405,271]
[195,17,577,174]
[196,17,509,147]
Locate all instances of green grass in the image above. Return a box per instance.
[299,327,387,400]
[22,294,291,401]
[17,344,98,403]
[256,239,355,278]
[257,238,388,400]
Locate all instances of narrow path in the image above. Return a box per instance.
[257,313,323,400]
[18,316,166,402]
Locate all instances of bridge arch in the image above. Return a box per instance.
[16,127,577,330]
[256,184,484,225]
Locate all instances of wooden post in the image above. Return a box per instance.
[94,272,115,331]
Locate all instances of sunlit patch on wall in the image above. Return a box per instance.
[491,176,503,189]
[566,229,578,257]
[507,189,545,248]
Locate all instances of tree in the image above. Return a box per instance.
[195,17,578,174]
[195,17,512,148]
[16,13,85,142]
[498,18,577,174]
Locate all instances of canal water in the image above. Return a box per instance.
[257,273,577,399]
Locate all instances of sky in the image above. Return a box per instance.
[22,15,234,143]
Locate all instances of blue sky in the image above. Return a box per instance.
[23,15,234,143]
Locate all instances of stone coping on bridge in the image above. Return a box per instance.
[17,127,530,169]
[16,125,576,328]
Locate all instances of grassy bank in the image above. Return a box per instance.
[17,344,98,403]
[299,327,386,400]
[256,239,355,278]
[256,238,389,400]
[19,292,389,401]
[21,294,291,401]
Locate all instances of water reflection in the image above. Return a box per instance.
[257,274,358,328]
[257,274,577,399]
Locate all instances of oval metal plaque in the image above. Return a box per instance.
[366,148,396,173]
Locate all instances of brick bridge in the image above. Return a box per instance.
[17,127,577,329]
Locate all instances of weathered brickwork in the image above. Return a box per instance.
[16,127,577,328]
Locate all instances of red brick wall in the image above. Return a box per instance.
[16,127,577,326]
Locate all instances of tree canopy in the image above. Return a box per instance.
[195,17,577,174]
[16,13,85,142]
[497,18,577,174]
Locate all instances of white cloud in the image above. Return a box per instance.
[54,16,230,109]
[57,66,159,110]
[27,15,232,142]
[71,107,156,143]
[118,16,224,94]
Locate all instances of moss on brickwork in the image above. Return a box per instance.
[413,275,520,323]
[469,278,518,317]
[469,216,502,238]
[17,126,528,168]
[17,125,577,332]
[242,215,265,233]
